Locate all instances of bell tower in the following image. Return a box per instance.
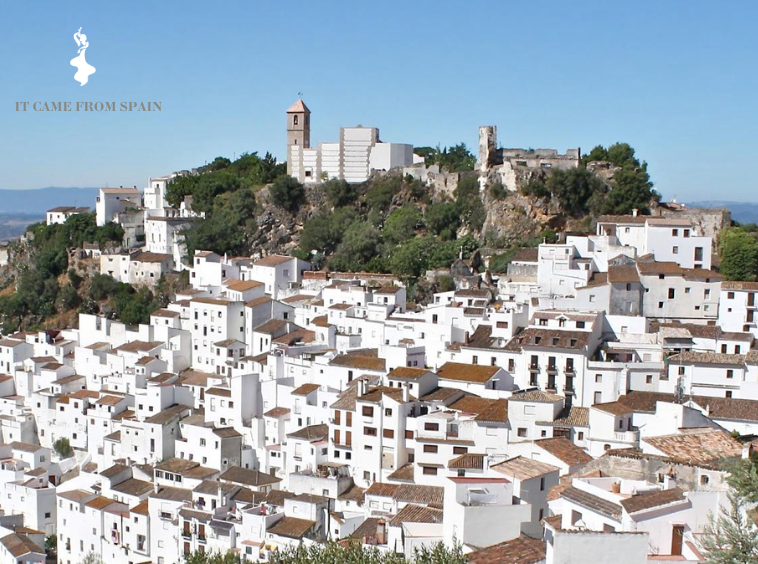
[286,99,311,176]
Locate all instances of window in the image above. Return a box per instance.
[472,355,478,365]
[382,429,394,439]
[540,478,545,491]
[452,446,468,455]
[672,246,678,254]
[668,288,675,299]
[578,432,584,440]
[517,428,527,437]
[727,369,734,379]
[363,427,377,437]
[362,406,374,417]
[424,422,439,431]
[678,366,685,375]
[405,430,413,439]
[726,391,733,398]
[672,229,679,236]
[646,375,653,384]
[423,467,438,476]
[571,510,583,526]
[595,374,602,383]
[701,475,710,485]
[423,444,438,453]
[384,408,392,417]
[728,292,735,300]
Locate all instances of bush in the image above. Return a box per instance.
[329,222,384,272]
[53,437,74,458]
[455,175,486,232]
[720,227,758,281]
[425,202,460,240]
[521,180,550,198]
[366,176,402,212]
[324,179,358,208]
[490,182,507,199]
[383,205,422,245]
[270,175,305,212]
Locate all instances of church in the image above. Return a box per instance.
[286,99,422,184]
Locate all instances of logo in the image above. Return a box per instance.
[70,27,96,86]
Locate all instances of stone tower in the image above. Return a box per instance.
[478,126,497,172]
[286,99,311,175]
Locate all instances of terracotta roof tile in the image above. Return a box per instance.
[467,535,546,564]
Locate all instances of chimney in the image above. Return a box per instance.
[632,208,639,217]
[402,383,409,403]
[360,378,369,396]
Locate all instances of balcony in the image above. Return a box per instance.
[614,429,640,443]
[529,365,540,373]
[564,366,576,375]
[547,366,558,375]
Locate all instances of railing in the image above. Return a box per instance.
[613,429,640,443]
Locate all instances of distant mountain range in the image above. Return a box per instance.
[0,187,100,214]
[687,201,758,225]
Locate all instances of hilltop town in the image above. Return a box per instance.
[0,100,757,564]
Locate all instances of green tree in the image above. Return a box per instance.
[60,284,81,310]
[521,180,550,199]
[425,202,460,241]
[390,236,433,278]
[365,176,402,212]
[417,144,476,172]
[490,182,507,199]
[270,175,305,212]
[185,550,240,564]
[270,540,466,563]
[546,168,605,217]
[384,205,422,245]
[53,437,73,458]
[701,493,758,563]
[44,534,56,554]
[600,165,656,215]
[719,227,758,281]
[300,208,358,255]
[455,175,486,232]
[330,222,384,272]
[324,179,358,208]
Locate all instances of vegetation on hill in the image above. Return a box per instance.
[185,541,467,563]
[719,225,758,281]
[0,213,166,333]
[152,141,663,300]
[701,455,758,562]
[166,152,284,258]
[524,142,659,217]
[0,140,671,329]
[414,143,477,172]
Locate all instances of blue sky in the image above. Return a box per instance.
[0,1,756,201]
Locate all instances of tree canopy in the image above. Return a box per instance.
[415,143,476,172]
[719,226,758,281]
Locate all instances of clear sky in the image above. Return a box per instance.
[1,0,756,201]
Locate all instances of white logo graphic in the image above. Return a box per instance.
[70,27,96,86]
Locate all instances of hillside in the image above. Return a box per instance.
[0,143,664,331]
[171,143,659,278]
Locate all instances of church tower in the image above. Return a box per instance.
[286,99,311,176]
